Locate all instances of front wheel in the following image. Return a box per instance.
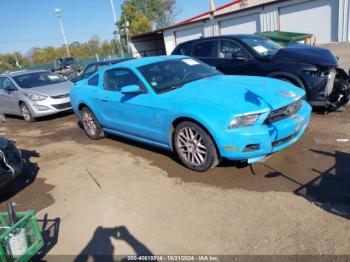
[174,121,220,172]
[80,107,105,140]
[20,103,35,122]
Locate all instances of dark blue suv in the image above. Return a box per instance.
[172,35,350,110]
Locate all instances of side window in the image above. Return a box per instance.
[192,41,216,58]
[176,44,192,55]
[2,78,15,90]
[88,74,99,86]
[103,69,142,92]
[82,65,96,79]
[0,78,3,89]
[218,40,249,59]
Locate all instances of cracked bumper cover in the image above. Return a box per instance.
[217,101,312,163]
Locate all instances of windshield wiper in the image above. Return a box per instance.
[158,83,184,94]
[157,74,219,94]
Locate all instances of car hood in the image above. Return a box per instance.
[22,81,74,97]
[272,44,338,67]
[167,75,304,114]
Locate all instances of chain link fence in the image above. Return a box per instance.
[18,53,132,71]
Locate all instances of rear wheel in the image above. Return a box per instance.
[174,121,219,172]
[20,103,35,122]
[80,107,105,140]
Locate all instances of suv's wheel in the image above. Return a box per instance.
[80,107,104,140]
[20,103,35,122]
[174,121,220,172]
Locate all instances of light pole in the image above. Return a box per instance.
[210,0,216,36]
[124,17,131,54]
[109,0,124,57]
[55,8,70,57]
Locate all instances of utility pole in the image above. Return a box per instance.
[124,17,131,54]
[55,8,70,57]
[210,0,216,37]
[109,0,124,57]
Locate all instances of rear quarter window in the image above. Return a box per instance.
[192,40,216,58]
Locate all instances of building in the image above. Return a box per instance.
[130,0,350,57]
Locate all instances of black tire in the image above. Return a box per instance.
[174,121,220,172]
[276,77,293,84]
[20,103,35,122]
[328,78,350,109]
[80,107,105,140]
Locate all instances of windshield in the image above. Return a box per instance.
[13,71,66,89]
[138,58,221,93]
[241,37,281,57]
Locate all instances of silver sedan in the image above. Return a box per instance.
[0,70,73,122]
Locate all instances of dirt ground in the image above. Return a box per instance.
[0,45,350,259]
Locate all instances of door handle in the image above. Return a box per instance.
[101,99,108,102]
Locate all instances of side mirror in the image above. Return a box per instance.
[120,85,142,94]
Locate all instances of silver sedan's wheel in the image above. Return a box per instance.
[174,121,220,172]
[177,127,207,166]
[20,104,35,122]
[80,107,104,140]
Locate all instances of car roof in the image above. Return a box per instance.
[1,70,49,77]
[98,58,133,65]
[178,34,262,45]
[84,58,133,68]
[109,55,188,69]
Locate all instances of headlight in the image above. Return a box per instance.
[228,114,260,129]
[24,93,47,101]
[305,70,320,77]
[304,67,331,78]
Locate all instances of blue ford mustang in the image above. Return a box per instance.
[70,56,312,171]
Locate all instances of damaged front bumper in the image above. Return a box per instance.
[305,67,350,109]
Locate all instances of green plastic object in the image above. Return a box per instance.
[0,210,44,262]
[256,31,313,46]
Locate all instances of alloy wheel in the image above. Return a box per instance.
[176,127,207,166]
[82,111,97,136]
[21,105,31,122]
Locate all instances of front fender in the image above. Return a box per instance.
[268,71,305,89]
[168,102,234,152]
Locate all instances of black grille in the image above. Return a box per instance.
[52,102,71,110]
[264,99,302,124]
[51,93,69,99]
